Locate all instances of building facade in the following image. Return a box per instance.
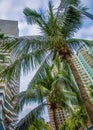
[0,19,19,37]
[0,19,19,130]
[47,104,66,130]
[71,45,93,89]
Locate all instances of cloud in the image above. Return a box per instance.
[0,0,47,36]
[74,25,93,40]
[0,0,13,19]
[2,0,92,37]
[0,0,61,36]
[80,0,90,6]
[18,21,41,36]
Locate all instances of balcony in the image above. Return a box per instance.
[5,114,13,122]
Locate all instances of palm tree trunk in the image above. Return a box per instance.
[65,55,93,124]
[52,108,59,130]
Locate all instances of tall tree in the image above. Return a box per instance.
[1,0,93,123]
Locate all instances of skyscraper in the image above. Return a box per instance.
[71,45,93,88]
[0,19,19,130]
[78,47,93,80]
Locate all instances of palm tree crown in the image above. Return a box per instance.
[16,58,81,130]
[1,0,93,125]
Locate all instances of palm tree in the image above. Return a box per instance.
[16,60,79,130]
[23,1,93,123]
[1,0,93,123]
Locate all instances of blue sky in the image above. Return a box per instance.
[0,0,93,121]
[0,0,93,38]
[0,0,60,36]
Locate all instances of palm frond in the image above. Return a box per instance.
[16,103,47,130]
[17,84,49,112]
[48,1,55,21]
[56,0,86,38]
[0,33,4,39]
[57,0,81,15]
[23,8,41,25]
[15,90,37,112]
[23,8,48,31]
[0,46,49,82]
[16,53,53,112]
[2,36,49,58]
[61,61,83,105]
[67,38,93,54]
[50,76,78,107]
[52,55,62,72]
[28,52,53,89]
[67,38,93,45]
[0,54,6,62]
[70,5,93,20]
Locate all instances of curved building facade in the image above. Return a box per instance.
[0,19,19,130]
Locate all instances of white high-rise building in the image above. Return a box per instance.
[0,19,19,130]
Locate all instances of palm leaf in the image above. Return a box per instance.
[23,8,48,31]
[70,5,93,20]
[0,45,50,82]
[16,103,47,130]
[56,0,86,38]
[23,8,41,24]
[67,38,93,45]
[2,36,49,58]
[17,85,49,112]
[67,38,93,54]
[28,52,53,89]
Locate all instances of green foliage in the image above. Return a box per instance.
[0,33,4,39]
[0,1,93,129]
[88,84,93,103]
[0,0,93,81]
[17,114,51,130]
[28,119,51,130]
[17,58,79,112]
[60,107,89,130]
[16,59,81,129]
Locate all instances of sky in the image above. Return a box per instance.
[0,0,60,36]
[0,0,93,38]
[0,0,93,121]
